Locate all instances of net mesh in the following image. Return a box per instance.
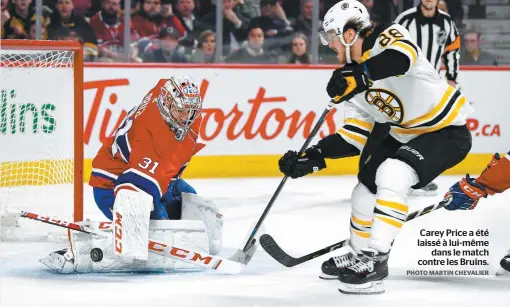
[0,47,76,240]
[1,50,74,68]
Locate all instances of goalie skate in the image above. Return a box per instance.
[337,250,388,295]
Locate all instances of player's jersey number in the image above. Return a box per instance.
[138,157,160,174]
[379,28,404,47]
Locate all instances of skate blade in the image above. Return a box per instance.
[319,273,338,280]
[338,280,385,295]
[408,189,437,197]
[495,267,509,276]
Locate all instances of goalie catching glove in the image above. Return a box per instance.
[279,146,326,179]
[326,62,372,102]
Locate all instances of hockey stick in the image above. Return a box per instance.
[21,211,244,274]
[231,99,337,264]
[260,198,451,267]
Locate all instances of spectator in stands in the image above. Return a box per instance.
[174,0,205,41]
[292,0,322,39]
[61,29,99,61]
[28,20,47,39]
[437,0,447,12]
[1,0,10,38]
[133,0,186,40]
[280,0,301,20]
[189,29,219,63]
[160,0,187,34]
[227,25,276,64]
[249,0,293,52]
[194,0,214,17]
[239,0,261,19]
[2,0,48,39]
[201,0,249,55]
[73,0,92,16]
[47,0,98,58]
[250,0,292,39]
[280,32,310,64]
[1,0,10,37]
[89,0,140,62]
[116,0,140,16]
[460,30,499,66]
[143,26,188,62]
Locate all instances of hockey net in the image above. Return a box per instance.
[0,40,83,241]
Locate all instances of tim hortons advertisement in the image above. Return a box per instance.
[83,67,340,157]
[80,66,510,177]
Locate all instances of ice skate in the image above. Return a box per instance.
[337,249,389,295]
[409,182,438,196]
[496,249,510,276]
[319,246,359,280]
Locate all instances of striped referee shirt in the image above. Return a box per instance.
[394,6,460,82]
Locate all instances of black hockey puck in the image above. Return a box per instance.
[90,248,103,262]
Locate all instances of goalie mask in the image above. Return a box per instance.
[158,76,202,141]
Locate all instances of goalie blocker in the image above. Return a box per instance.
[41,193,224,273]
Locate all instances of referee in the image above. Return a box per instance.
[395,0,460,87]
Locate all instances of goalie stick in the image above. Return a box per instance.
[260,198,451,267]
[232,98,338,264]
[20,211,244,274]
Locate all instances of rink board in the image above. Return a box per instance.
[2,64,509,181]
[82,64,510,179]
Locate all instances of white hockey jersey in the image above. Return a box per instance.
[336,23,473,150]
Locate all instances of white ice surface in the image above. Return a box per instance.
[1,176,509,307]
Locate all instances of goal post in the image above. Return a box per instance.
[0,40,84,239]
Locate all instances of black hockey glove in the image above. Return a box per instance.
[326,62,372,103]
[278,146,326,179]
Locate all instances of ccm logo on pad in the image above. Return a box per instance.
[114,212,123,253]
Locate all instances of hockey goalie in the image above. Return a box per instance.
[41,76,225,273]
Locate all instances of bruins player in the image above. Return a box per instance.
[443,151,510,274]
[278,0,473,294]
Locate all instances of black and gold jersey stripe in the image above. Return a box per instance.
[361,23,420,68]
[388,39,419,65]
[337,118,374,149]
[391,87,467,135]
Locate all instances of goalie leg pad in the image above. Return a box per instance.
[39,220,210,273]
[181,193,223,255]
[112,188,153,263]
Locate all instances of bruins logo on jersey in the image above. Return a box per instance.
[365,89,404,124]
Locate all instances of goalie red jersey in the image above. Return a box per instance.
[89,77,205,207]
